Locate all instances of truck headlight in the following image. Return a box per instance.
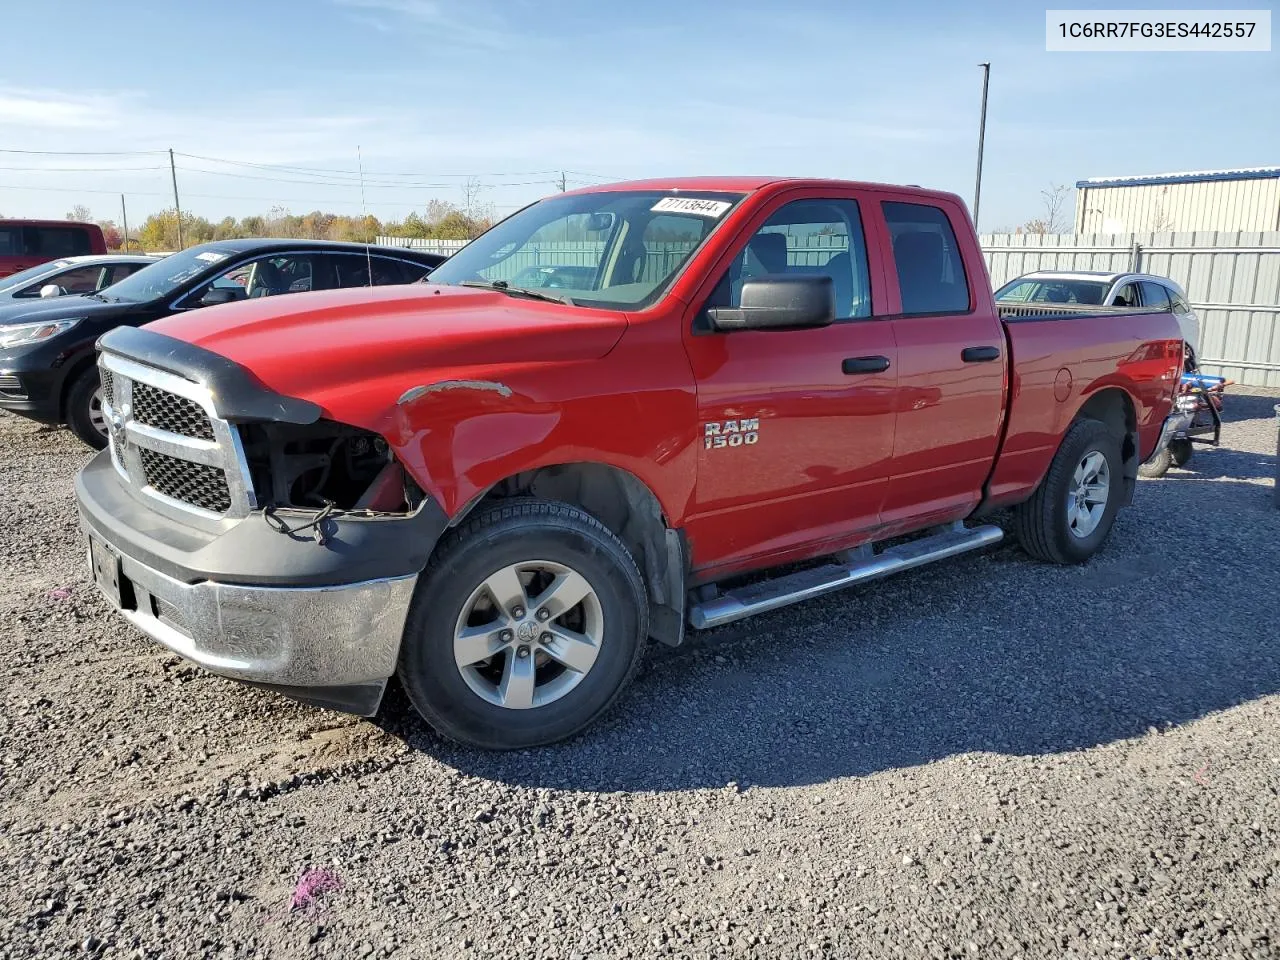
[0,317,84,348]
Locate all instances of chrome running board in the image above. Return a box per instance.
[688,522,1004,630]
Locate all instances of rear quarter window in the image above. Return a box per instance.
[25,226,92,257]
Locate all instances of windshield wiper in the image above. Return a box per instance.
[458,279,574,306]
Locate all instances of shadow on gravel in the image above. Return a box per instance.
[377,474,1280,794]
[1219,390,1279,423]
[1173,447,1276,482]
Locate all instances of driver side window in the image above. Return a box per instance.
[1111,282,1140,308]
[705,198,872,321]
[192,254,314,306]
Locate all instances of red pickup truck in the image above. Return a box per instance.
[75,178,1188,748]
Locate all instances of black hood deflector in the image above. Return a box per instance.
[98,326,322,425]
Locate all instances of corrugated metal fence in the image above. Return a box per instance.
[981,232,1280,388]
[381,233,1280,389]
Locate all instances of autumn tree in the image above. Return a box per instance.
[1020,183,1070,235]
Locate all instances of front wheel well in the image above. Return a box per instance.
[58,352,100,422]
[1074,388,1138,506]
[453,463,687,647]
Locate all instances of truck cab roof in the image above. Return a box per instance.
[564,176,966,204]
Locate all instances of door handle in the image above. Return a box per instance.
[961,346,1001,363]
[842,355,891,375]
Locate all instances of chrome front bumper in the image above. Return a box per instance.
[88,542,418,715]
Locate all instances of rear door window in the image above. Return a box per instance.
[0,227,20,256]
[108,263,147,285]
[1139,281,1171,311]
[24,226,92,257]
[369,257,409,285]
[396,259,434,283]
[331,254,399,288]
[882,201,970,315]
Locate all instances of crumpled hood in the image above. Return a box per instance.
[144,283,629,422]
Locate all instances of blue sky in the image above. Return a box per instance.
[0,0,1275,231]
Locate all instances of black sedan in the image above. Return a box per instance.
[0,238,445,448]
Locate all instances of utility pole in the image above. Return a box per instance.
[168,148,184,249]
[973,62,990,232]
[120,194,129,252]
[558,171,567,192]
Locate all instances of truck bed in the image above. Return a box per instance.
[986,307,1183,508]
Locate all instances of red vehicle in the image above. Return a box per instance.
[74,178,1188,748]
[0,220,107,278]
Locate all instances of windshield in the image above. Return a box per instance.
[101,247,229,302]
[427,190,746,309]
[0,259,76,294]
[995,277,1108,305]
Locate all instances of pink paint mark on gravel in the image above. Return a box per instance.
[46,586,73,600]
[288,867,342,917]
[1193,762,1211,786]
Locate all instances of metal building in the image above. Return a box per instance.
[1074,167,1280,234]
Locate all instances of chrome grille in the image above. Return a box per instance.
[99,367,115,406]
[0,374,23,396]
[131,381,215,441]
[97,354,255,522]
[139,448,232,513]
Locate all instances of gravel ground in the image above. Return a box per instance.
[1,392,1278,960]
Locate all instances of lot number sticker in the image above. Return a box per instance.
[651,197,732,217]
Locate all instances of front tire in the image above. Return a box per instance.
[66,367,108,450]
[1014,417,1123,564]
[397,500,648,749]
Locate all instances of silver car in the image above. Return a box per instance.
[0,254,158,303]
[994,270,1200,352]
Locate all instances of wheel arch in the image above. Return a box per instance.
[57,346,100,422]
[446,461,688,647]
[1071,386,1139,506]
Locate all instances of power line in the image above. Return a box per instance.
[174,151,564,180]
[5,181,534,208]
[176,165,459,189]
[4,179,538,212]
[4,183,170,197]
[0,148,166,156]
[174,163,560,190]
[0,147,617,182]
[0,164,169,172]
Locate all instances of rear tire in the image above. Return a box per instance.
[397,500,648,749]
[1014,417,1122,564]
[66,367,108,451]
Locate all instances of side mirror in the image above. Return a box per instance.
[199,287,240,307]
[586,212,615,232]
[39,284,66,298]
[707,275,835,331]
